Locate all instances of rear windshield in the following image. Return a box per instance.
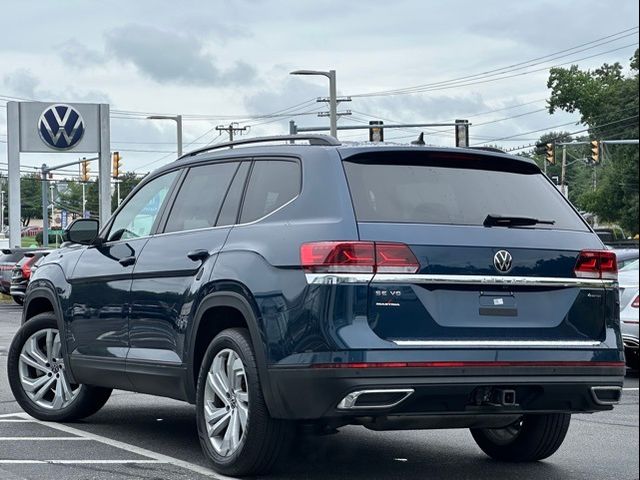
[343,158,588,231]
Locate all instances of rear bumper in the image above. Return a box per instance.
[267,363,625,420]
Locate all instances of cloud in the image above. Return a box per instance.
[58,39,106,68]
[2,68,111,104]
[2,68,41,99]
[104,24,257,86]
[360,94,492,123]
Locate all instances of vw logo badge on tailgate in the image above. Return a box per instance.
[494,250,513,273]
[38,104,85,150]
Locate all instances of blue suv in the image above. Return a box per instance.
[8,135,625,476]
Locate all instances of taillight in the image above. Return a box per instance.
[300,242,419,274]
[301,242,375,273]
[21,257,37,279]
[574,250,617,280]
[632,295,639,309]
[375,243,420,273]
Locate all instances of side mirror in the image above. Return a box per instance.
[63,219,100,245]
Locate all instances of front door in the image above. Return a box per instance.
[67,170,180,387]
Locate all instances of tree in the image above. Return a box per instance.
[19,174,43,226]
[546,49,639,234]
[111,172,143,211]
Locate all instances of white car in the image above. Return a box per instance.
[619,260,639,370]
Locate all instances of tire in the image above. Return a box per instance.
[625,349,639,371]
[196,328,293,476]
[7,312,112,422]
[12,295,23,305]
[471,413,571,462]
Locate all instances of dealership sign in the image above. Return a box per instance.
[6,101,111,248]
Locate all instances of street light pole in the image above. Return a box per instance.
[147,115,183,157]
[327,70,337,139]
[290,69,338,139]
[0,190,5,234]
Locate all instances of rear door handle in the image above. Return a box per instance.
[187,249,210,262]
[118,256,136,267]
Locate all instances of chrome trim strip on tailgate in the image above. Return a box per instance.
[305,273,374,284]
[305,273,616,287]
[392,340,602,347]
[372,274,616,288]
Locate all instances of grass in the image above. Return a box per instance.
[21,237,38,247]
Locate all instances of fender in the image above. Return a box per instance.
[187,290,279,416]
[22,282,79,385]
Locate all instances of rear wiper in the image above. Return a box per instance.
[483,214,556,228]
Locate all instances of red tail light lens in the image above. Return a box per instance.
[300,242,375,273]
[632,295,639,309]
[21,257,37,279]
[574,250,617,280]
[375,243,420,273]
[301,242,419,274]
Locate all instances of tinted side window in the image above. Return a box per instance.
[217,162,250,226]
[240,160,300,224]
[164,162,238,233]
[107,171,178,242]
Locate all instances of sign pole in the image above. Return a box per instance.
[7,102,21,248]
[41,164,49,247]
[98,104,111,226]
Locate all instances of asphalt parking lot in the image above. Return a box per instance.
[0,303,638,480]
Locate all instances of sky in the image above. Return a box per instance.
[0,0,638,178]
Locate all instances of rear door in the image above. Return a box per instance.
[126,160,249,396]
[342,151,609,345]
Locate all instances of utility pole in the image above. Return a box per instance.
[216,123,248,144]
[290,69,343,139]
[560,144,567,197]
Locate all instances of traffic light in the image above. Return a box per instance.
[112,151,122,178]
[368,121,384,143]
[546,143,555,164]
[590,140,600,163]
[455,119,469,148]
[80,160,90,182]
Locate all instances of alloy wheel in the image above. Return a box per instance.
[18,328,81,409]
[203,348,249,457]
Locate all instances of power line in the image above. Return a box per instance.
[349,27,639,97]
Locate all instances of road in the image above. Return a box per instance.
[0,303,638,480]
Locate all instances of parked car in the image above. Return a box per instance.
[619,260,639,370]
[8,136,625,476]
[9,250,50,305]
[1,248,30,295]
[613,248,639,269]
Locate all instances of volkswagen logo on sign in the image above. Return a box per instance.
[38,104,85,150]
[493,250,513,273]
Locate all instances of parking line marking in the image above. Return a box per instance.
[14,413,237,479]
[0,437,91,441]
[0,459,164,464]
[0,419,34,423]
[623,387,639,391]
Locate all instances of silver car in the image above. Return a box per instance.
[619,260,639,370]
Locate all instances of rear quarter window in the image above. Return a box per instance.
[343,156,588,231]
[240,160,300,223]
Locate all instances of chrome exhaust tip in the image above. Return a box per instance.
[337,389,414,410]
[590,386,622,405]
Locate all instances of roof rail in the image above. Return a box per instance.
[178,134,341,160]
